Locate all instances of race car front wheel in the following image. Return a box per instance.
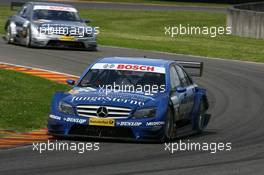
[25,27,32,48]
[87,45,97,51]
[5,25,13,44]
[161,108,176,142]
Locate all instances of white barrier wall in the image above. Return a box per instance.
[227,2,264,39]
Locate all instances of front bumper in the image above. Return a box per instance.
[31,34,97,49]
[48,114,165,140]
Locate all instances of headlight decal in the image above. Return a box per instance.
[133,108,156,118]
[58,101,75,115]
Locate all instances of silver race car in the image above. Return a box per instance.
[4,2,98,50]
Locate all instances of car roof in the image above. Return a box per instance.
[28,2,74,8]
[97,57,173,67]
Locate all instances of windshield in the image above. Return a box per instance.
[78,69,166,94]
[32,9,81,21]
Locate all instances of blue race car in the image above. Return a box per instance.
[48,57,210,141]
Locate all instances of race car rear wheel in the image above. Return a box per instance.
[161,108,175,142]
[196,102,206,133]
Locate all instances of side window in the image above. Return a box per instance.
[19,5,30,19]
[183,70,193,85]
[175,65,190,87]
[170,66,181,90]
[19,6,27,17]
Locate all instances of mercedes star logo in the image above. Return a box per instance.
[97,106,108,118]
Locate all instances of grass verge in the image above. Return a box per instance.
[76,0,229,7]
[81,9,264,62]
[0,6,263,62]
[0,69,69,132]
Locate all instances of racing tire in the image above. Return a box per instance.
[25,27,32,48]
[5,25,13,44]
[161,108,176,142]
[86,45,97,51]
[196,102,206,134]
[51,135,67,140]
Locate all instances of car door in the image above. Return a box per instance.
[169,65,186,121]
[175,65,195,119]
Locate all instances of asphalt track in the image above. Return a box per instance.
[0,36,264,174]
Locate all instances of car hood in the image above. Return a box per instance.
[62,87,166,110]
[32,20,89,28]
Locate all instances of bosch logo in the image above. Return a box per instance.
[117,64,155,72]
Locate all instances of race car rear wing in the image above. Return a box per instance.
[175,60,204,77]
[11,2,25,10]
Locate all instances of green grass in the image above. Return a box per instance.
[77,0,229,7]
[81,9,264,62]
[0,69,69,132]
[0,6,263,62]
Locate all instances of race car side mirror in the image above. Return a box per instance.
[83,19,91,23]
[66,80,75,86]
[176,87,186,93]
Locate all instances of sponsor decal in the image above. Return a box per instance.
[49,114,61,120]
[33,19,52,23]
[59,36,75,41]
[103,64,115,69]
[89,118,115,127]
[71,96,145,106]
[117,64,154,72]
[33,5,77,12]
[91,63,165,74]
[117,121,142,126]
[146,121,165,126]
[63,117,87,124]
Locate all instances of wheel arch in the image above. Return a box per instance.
[191,88,208,120]
[4,20,11,31]
[201,94,209,111]
[168,99,178,122]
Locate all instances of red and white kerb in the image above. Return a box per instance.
[91,63,166,74]
[33,5,77,12]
